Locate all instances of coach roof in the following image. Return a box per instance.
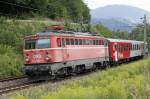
[108,38,144,43]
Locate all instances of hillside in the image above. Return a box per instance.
[0,0,90,23]
[91,18,132,32]
[91,5,150,31]
[4,58,150,99]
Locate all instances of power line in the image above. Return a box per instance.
[0,12,16,17]
[0,0,39,11]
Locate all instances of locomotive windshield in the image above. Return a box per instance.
[25,39,50,50]
[37,39,50,49]
[25,40,36,50]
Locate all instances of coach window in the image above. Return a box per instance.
[115,45,117,50]
[124,45,126,51]
[66,38,70,45]
[120,45,122,52]
[132,45,134,50]
[127,45,129,51]
[136,44,137,50]
[138,45,140,50]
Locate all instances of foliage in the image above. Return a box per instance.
[113,30,129,40]
[131,24,150,51]
[0,17,53,78]
[0,44,22,79]
[9,59,150,99]
[0,0,90,23]
[91,24,113,37]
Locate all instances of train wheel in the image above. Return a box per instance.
[93,64,97,71]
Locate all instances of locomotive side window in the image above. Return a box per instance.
[104,40,108,47]
[101,40,104,45]
[79,39,82,45]
[25,40,36,50]
[83,39,86,45]
[37,39,50,49]
[75,39,78,45]
[93,40,96,45]
[57,38,61,47]
[66,38,70,45]
[62,38,65,47]
[70,39,74,45]
[96,40,99,45]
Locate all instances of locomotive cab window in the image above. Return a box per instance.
[25,40,36,50]
[37,39,50,49]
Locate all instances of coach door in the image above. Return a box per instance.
[114,43,118,62]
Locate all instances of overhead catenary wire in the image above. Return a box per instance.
[0,0,65,17]
[0,0,39,11]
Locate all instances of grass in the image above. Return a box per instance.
[5,58,150,99]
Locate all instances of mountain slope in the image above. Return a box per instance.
[90,5,150,31]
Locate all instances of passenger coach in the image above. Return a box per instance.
[108,39,146,64]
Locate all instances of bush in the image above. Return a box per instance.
[0,45,23,79]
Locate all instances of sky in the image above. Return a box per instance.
[84,0,150,12]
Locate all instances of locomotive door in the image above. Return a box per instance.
[114,43,118,62]
[62,38,68,62]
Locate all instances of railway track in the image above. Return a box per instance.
[0,71,95,95]
[0,76,31,95]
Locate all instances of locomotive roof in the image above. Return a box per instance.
[25,31,105,39]
[108,38,144,43]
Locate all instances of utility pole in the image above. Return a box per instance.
[141,14,148,56]
[143,14,147,45]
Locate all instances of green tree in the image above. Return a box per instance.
[131,24,150,51]
[91,24,113,37]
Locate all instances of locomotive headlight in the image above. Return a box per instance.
[45,55,50,61]
[25,56,30,62]
[25,54,30,62]
[45,52,51,61]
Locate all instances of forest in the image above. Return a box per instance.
[0,0,90,23]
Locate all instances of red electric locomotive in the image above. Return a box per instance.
[23,26,109,77]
